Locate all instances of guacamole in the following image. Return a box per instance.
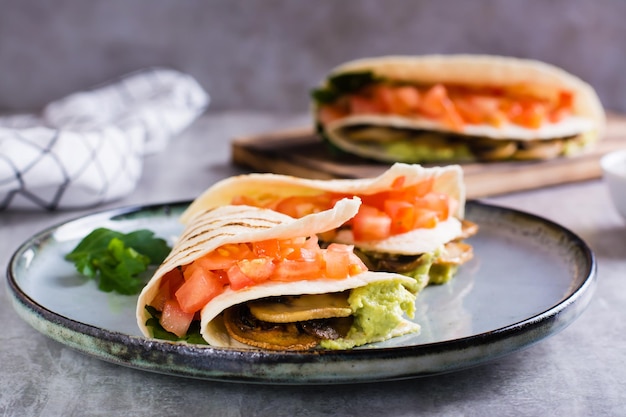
[320,279,418,350]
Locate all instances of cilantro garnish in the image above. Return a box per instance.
[65,228,171,295]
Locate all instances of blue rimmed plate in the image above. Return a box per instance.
[6,201,596,384]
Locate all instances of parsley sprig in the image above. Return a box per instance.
[65,228,171,295]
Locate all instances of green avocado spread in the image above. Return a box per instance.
[320,279,418,350]
[355,249,457,289]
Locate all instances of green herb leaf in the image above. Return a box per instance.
[311,70,379,105]
[65,228,171,295]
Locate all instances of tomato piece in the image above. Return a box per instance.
[321,243,362,278]
[226,264,257,290]
[384,199,416,234]
[420,84,464,130]
[231,195,258,206]
[391,176,406,189]
[160,299,194,338]
[393,86,421,114]
[359,191,389,211]
[349,94,386,115]
[236,257,276,283]
[389,178,434,201]
[415,192,450,220]
[175,268,225,313]
[420,84,448,118]
[323,248,351,278]
[453,96,486,124]
[280,236,321,261]
[193,244,252,271]
[275,195,331,218]
[549,90,574,122]
[352,205,392,241]
[273,259,324,281]
[318,104,348,125]
[412,208,439,229]
[252,239,281,258]
[509,101,547,129]
[371,85,394,113]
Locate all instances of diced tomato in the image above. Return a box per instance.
[384,199,416,234]
[393,86,421,114]
[318,104,348,125]
[388,178,434,200]
[235,257,276,283]
[323,243,359,278]
[349,94,386,115]
[252,239,282,258]
[549,90,574,122]
[359,191,389,211]
[272,259,324,281]
[420,84,447,118]
[275,195,331,218]
[226,264,257,290]
[323,248,350,278]
[420,84,464,130]
[371,85,394,113]
[391,176,406,189]
[509,101,547,129]
[192,244,252,271]
[324,81,576,131]
[175,268,225,313]
[454,96,486,124]
[412,208,439,229]
[352,205,392,241]
[160,299,195,337]
[415,192,450,220]
[231,195,258,206]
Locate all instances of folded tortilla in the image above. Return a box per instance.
[137,198,419,350]
[312,54,606,163]
[180,163,474,288]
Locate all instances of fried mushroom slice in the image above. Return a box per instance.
[513,139,565,160]
[223,304,319,351]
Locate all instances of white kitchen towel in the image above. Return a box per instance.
[0,67,209,211]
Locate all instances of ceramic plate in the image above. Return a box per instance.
[7,201,596,384]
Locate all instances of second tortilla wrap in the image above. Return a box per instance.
[312,54,605,162]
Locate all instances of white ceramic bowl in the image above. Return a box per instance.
[601,149,626,220]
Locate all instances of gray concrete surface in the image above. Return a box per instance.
[1,0,625,113]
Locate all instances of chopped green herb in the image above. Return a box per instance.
[311,70,379,105]
[65,228,171,295]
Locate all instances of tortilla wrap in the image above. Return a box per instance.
[313,54,605,162]
[180,163,465,255]
[137,198,419,348]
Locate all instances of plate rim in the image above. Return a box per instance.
[5,200,597,384]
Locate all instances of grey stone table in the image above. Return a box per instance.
[1,112,624,416]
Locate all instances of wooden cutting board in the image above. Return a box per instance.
[231,113,626,198]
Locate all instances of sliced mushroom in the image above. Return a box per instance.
[513,139,564,160]
[436,242,474,266]
[470,138,517,160]
[248,293,352,324]
[223,305,319,351]
[299,317,353,340]
[458,220,479,240]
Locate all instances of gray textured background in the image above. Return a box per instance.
[1,0,625,113]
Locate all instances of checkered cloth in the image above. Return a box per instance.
[0,68,209,210]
